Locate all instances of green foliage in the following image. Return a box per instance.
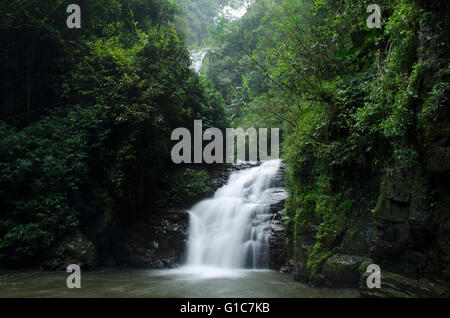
[307,243,332,275]
[202,0,449,273]
[0,0,228,267]
[0,114,88,265]
[168,169,212,205]
[174,0,226,47]
[1,0,448,271]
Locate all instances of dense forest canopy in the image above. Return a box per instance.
[199,0,449,287]
[0,0,227,267]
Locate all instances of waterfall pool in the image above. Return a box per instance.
[0,269,359,297]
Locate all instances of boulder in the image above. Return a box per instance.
[280,259,295,274]
[359,271,450,298]
[43,232,96,270]
[322,254,373,288]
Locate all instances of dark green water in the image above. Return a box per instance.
[0,268,359,298]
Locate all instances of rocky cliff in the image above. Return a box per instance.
[287,145,450,297]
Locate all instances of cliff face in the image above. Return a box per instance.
[287,150,450,297]
[371,170,450,284]
[283,0,450,297]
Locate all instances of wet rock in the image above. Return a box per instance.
[210,175,228,192]
[280,259,295,274]
[272,208,286,221]
[259,188,287,213]
[271,162,286,188]
[269,210,286,270]
[115,208,188,268]
[359,271,450,298]
[266,165,287,270]
[43,232,96,270]
[207,164,233,191]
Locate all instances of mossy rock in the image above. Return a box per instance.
[315,213,347,249]
[360,271,450,298]
[306,248,331,276]
[322,254,372,288]
[43,232,97,270]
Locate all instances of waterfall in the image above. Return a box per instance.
[190,49,208,73]
[185,160,282,270]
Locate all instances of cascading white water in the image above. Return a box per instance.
[185,160,281,270]
[190,49,208,73]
